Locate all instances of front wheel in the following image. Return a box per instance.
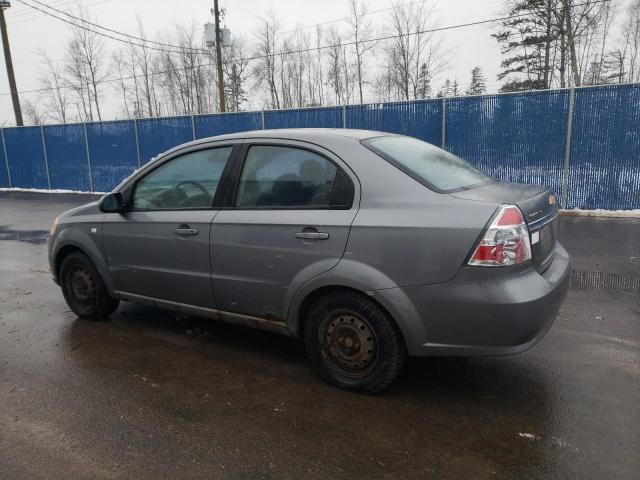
[59,252,119,320]
[304,291,406,393]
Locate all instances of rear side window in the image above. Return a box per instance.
[362,135,494,192]
[132,147,232,210]
[235,145,343,208]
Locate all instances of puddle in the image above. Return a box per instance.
[570,269,640,293]
[0,226,49,244]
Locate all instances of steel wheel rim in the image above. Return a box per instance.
[318,310,378,378]
[66,265,96,308]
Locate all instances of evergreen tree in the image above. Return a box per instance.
[451,79,461,96]
[437,78,452,97]
[493,0,555,92]
[466,66,487,95]
[416,63,432,99]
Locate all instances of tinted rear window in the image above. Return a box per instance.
[362,135,494,192]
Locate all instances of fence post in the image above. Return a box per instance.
[441,97,446,149]
[342,105,347,128]
[1,128,11,188]
[133,118,141,167]
[191,114,196,140]
[83,123,94,192]
[40,125,51,190]
[261,110,265,129]
[561,87,575,209]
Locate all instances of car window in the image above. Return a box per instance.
[362,135,494,192]
[235,145,338,208]
[132,147,233,210]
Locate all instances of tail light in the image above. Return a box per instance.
[468,205,532,266]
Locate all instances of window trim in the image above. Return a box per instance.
[223,142,355,211]
[361,135,496,194]
[123,143,240,212]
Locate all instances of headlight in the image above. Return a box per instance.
[50,216,59,236]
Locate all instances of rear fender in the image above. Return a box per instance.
[285,259,425,351]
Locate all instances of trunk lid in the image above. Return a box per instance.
[450,181,559,272]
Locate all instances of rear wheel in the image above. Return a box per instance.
[304,291,406,393]
[60,252,119,320]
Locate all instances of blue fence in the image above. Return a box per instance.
[1,84,639,210]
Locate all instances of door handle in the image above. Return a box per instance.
[295,231,329,240]
[174,225,199,236]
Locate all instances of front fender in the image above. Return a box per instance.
[51,224,116,296]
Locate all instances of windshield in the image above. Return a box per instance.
[362,135,494,192]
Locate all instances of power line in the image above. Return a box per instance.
[1,0,611,97]
[16,0,208,53]
[13,0,203,54]
[9,0,113,24]
[279,0,424,35]
[8,0,79,19]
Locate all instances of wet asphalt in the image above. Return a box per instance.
[0,191,638,480]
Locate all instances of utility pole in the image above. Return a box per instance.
[213,0,225,112]
[0,1,23,126]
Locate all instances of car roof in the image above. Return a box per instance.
[192,128,389,144]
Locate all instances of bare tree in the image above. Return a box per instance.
[36,52,70,124]
[23,101,44,126]
[309,25,325,105]
[326,26,353,105]
[151,21,220,116]
[110,50,132,119]
[65,43,92,122]
[347,0,376,103]
[622,0,640,82]
[382,0,449,101]
[253,13,281,109]
[130,16,157,117]
[285,27,311,108]
[66,8,108,121]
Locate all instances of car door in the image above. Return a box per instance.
[211,140,359,320]
[102,143,238,308]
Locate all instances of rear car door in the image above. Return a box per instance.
[102,143,237,308]
[211,140,359,319]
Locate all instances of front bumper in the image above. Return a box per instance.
[373,242,570,356]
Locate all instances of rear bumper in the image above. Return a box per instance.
[371,242,570,356]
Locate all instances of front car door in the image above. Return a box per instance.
[211,140,359,320]
[102,143,238,308]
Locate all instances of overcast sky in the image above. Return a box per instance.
[0,0,505,126]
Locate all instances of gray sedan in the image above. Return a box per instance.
[48,129,570,392]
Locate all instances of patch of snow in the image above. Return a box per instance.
[0,187,106,195]
[518,433,541,440]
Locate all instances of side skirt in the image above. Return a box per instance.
[114,291,295,337]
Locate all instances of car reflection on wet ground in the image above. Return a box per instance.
[0,191,638,479]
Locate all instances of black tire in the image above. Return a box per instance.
[304,291,406,393]
[59,252,119,320]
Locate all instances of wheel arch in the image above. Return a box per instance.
[52,238,117,296]
[287,262,427,355]
[54,244,86,280]
[293,285,408,350]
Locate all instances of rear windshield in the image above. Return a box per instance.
[362,135,494,192]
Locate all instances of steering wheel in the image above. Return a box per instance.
[176,180,209,196]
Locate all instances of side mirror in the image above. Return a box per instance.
[99,192,124,213]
